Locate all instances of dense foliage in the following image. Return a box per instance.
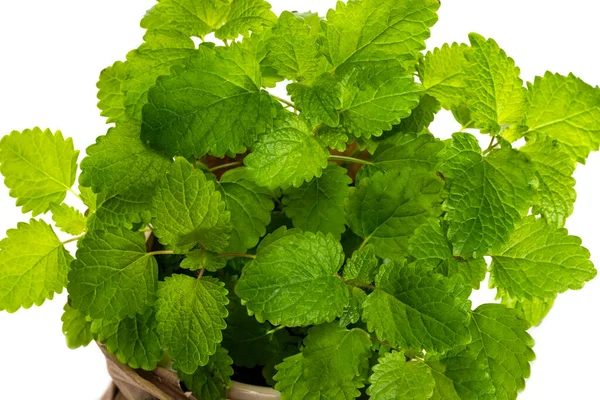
[1,0,598,398]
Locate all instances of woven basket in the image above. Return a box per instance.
[99,345,281,400]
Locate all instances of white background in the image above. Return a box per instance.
[0,1,599,398]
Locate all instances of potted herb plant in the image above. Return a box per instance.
[1,0,598,398]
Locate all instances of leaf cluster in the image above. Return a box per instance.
[0,0,598,399]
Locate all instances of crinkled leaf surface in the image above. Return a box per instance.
[524,72,600,163]
[288,73,342,127]
[274,324,372,399]
[340,67,423,139]
[521,135,576,227]
[214,0,277,40]
[343,244,379,286]
[142,43,274,158]
[419,43,469,110]
[0,128,78,215]
[50,203,87,236]
[323,0,439,72]
[68,226,157,320]
[409,218,487,289]
[362,261,471,353]
[245,111,329,190]
[432,304,535,400]
[152,158,231,253]
[0,219,71,312]
[465,33,526,134]
[215,168,273,253]
[177,347,233,400]
[235,229,349,326]
[392,94,441,134]
[92,309,162,371]
[180,249,227,272]
[438,132,536,257]
[368,351,435,400]
[156,274,228,374]
[368,132,444,174]
[80,120,172,197]
[97,30,196,123]
[283,163,351,239]
[346,169,443,259]
[490,216,596,300]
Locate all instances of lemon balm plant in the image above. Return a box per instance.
[1,0,599,398]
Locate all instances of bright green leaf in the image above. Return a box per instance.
[50,203,87,236]
[61,303,93,349]
[68,226,157,320]
[362,261,472,353]
[343,244,379,286]
[181,249,227,272]
[0,128,78,216]
[177,347,234,400]
[245,111,329,190]
[283,163,351,239]
[0,219,71,312]
[235,229,349,326]
[156,274,229,374]
[152,158,231,253]
[368,351,435,400]
[288,73,343,127]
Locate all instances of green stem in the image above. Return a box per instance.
[209,161,243,172]
[68,188,86,205]
[358,236,371,251]
[345,281,377,291]
[369,335,399,351]
[272,95,295,109]
[61,235,84,245]
[460,120,474,132]
[241,325,286,343]
[483,136,499,155]
[217,253,256,259]
[148,250,175,256]
[328,155,374,166]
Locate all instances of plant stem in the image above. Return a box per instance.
[216,253,256,259]
[68,188,86,206]
[209,161,243,172]
[328,155,374,166]
[148,249,175,256]
[61,234,84,245]
[241,325,286,342]
[345,281,378,291]
[272,95,295,109]
[196,267,206,280]
[369,335,399,351]
[358,235,371,251]
[483,136,499,155]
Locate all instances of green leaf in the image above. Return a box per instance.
[180,249,227,272]
[338,287,368,327]
[214,0,277,40]
[409,218,487,289]
[156,274,229,374]
[274,324,372,399]
[288,73,343,127]
[266,11,323,82]
[346,169,444,259]
[0,128,78,216]
[419,43,469,110]
[526,71,600,163]
[368,351,435,400]
[433,304,535,400]
[0,219,72,312]
[96,30,196,123]
[340,67,423,139]
[465,33,526,134]
[235,229,349,326]
[500,290,555,327]
[92,309,163,371]
[362,261,472,353]
[152,158,231,253]
[216,168,273,253]
[78,185,97,212]
[368,132,444,174]
[490,216,596,300]
[50,203,87,235]
[141,0,275,41]
[142,43,275,158]
[283,163,351,239]
[521,134,576,227]
[68,226,157,320]
[92,189,153,229]
[244,111,329,190]
[391,94,441,135]
[177,347,233,400]
[343,244,379,286]
[438,132,536,257]
[141,0,231,38]
[80,120,172,197]
[323,0,439,72]
[61,304,93,349]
